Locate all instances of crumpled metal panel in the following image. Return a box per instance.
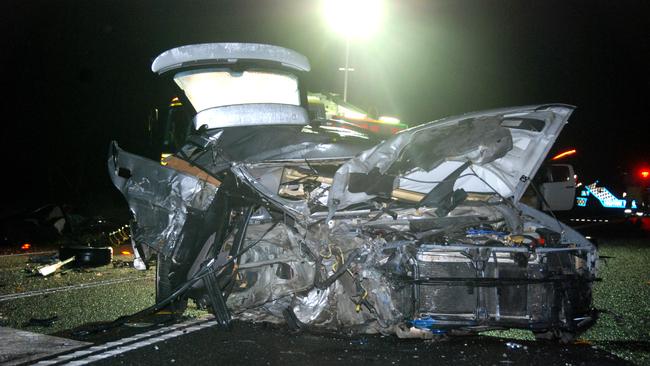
[227,223,314,300]
[151,43,311,74]
[185,125,374,167]
[224,212,407,334]
[517,202,598,273]
[328,115,513,213]
[228,223,316,324]
[231,164,311,219]
[108,99,595,337]
[108,142,217,256]
[327,105,575,213]
[293,287,330,323]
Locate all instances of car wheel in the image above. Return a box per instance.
[59,246,113,267]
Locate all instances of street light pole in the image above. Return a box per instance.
[324,0,384,102]
[338,38,354,102]
[343,37,350,102]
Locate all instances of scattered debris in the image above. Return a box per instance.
[0,204,68,251]
[37,256,75,276]
[113,260,134,268]
[25,315,59,327]
[59,246,113,267]
[505,341,525,350]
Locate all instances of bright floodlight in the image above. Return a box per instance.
[323,0,384,39]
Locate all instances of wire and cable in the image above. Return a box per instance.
[73,221,280,336]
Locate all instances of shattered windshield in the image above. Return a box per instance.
[173,69,300,113]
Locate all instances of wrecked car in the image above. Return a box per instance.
[109,43,598,341]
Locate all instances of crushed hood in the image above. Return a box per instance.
[328,104,574,211]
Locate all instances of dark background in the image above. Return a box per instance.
[2,0,648,214]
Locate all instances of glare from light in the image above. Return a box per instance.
[551,149,577,160]
[174,70,300,112]
[323,0,384,39]
[169,96,182,107]
[624,208,632,214]
[622,192,627,198]
[307,95,321,103]
[379,116,401,124]
[160,153,172,166]
[338,105,367,119]
[343,111,366,119]
[636,212,644,217]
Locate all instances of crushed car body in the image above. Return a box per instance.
[109,43,598,340]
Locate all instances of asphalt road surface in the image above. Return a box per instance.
[69,319,630,366]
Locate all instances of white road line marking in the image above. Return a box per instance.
[34,317,218,365]
[0,251,57,258]
[0,276,153,302]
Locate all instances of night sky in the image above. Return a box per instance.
[2,0,648,213]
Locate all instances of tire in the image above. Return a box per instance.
[155,252,188,316]
[59,246,113,267]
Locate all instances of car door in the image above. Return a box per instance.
[540,164,576,211]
